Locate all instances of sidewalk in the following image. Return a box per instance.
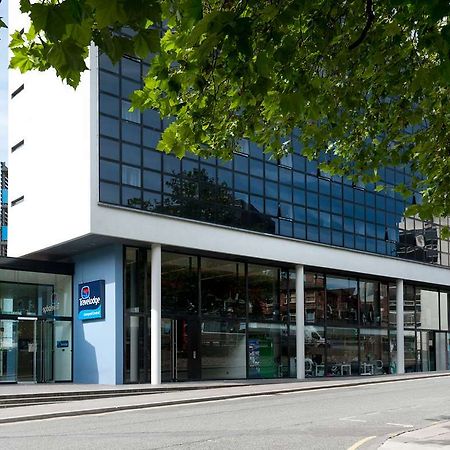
[0,372,449,424]
[380,421,450,449]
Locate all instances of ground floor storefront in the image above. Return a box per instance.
[0,259,73,383]
[122,246,450,384]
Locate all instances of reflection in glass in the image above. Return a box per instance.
[162,253,198,315]
[326,277,358,325]
[201,259,246,318]
[248,322,288,378]
[326,327,359,376]
[201,320,246,379]
[359,280,380,326]
[248,265,279,321]
[305,325,325,377]
[359,328,389,375]
[304,273,325,324]
[416,289,439,330]
[404,329,417,372]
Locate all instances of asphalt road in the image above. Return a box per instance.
[1,377,450,450]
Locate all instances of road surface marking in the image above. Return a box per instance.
[386,422,414,428]
[347,436,376,450]
[340,417,367,423]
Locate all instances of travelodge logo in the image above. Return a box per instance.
[78,280,105,321]
[81,285,90,299]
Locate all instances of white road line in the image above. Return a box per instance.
[386,422,414,428]
[340,417,367,423]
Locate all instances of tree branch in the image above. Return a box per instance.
[348,0,375,50]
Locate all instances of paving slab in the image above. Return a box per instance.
[380,421,450,449]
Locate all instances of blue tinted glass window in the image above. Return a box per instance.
[122,122,141,145]
[354,205,365,220]
[100,160,120,182]
[99,53,119,73]
[319,178,330,195]
[344,217,354,233]
[100,93,120,117]
[143,149,161,171]
[320,228,331,244]
[1,226,7,241]
[331,182,342,198]
[265,181,278,199]
[143,110,161,129]
[332,230,343,246]
[366,238,376,252]
[308,226,319,241]
[307,192,318,209]
[280,203,293,219]
[366,192,375,206]
[265,163,278,181]
[122,143,141,166]
[293,189,305,206]
[121,79,141,98]
[366,208,375,223]
[99,71,119,95]
[234,154,249,173]
[307,208,318,225]
[122,165,141,187]
[332,214,343,230]
[306,160,317,175]
[293,173,305,189]
[122,57,141,80]
[354,189,364,204]
[265,199,278,216]
[218,169,232,188]
[355,236,366,250]
[306,175,318,191]
[344,233,355,248]
[343,202,354,217]
[355,220,365,235]
[319,195,331,211]
[279,219,293,237]
[331,198,343,214]
[143,170,161,191]
[143,190,161,210]
[122,187,141,207]
[279,184,292,202]
[343,186,353,201]
[100,115,119,139]
[294,206,306,222]
[250,159,264,177]
[235,173,248,191]
[100,137,120,161]
[143,128,160,149]
[320,211,331,227]
[293,155,306,172]
[100,182,120,204]
[279,168,292,184]
[182,158,198,173]
[164,155,181,174]
[250,195,263,213]
[250,178,264,195]
[294,222,306,239]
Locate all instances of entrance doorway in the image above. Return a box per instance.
[419,330,436,372]
[0,319,56,383]
[162,318,201,381]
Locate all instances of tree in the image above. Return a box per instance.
[4,0,450,226]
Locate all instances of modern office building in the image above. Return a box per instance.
[7,2,450,384]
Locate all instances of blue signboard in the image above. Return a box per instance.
[78,280,105,321]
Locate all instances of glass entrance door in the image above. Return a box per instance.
[419,331,436,372]
[161,319,201,381]
[17,319,37,382]
[0,319,18,382]
[37,320,54,383]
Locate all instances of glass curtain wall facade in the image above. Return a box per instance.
[99,54,450,267]
[124,246,450,382]
[0,269,72,383]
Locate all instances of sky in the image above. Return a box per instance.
[0,0,7,163]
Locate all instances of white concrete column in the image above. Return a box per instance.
[296,265,305,380]
[396,279,405,375]
[151,244,162,385]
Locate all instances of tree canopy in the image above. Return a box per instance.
[4,0,450,225]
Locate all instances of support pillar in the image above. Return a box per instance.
[296,265,305,380]
[151,244,161,385]
[396,279,405,375]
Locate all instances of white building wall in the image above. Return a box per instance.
[7,0,96,257]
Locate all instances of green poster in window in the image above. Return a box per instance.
[258,337,276,378]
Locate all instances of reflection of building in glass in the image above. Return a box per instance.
[397,217,440,264]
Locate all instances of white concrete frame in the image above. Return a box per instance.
[150,244,162,385]
[396,279,405,375]
[296,265,305,380]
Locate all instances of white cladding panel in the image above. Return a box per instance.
[91,204,450,287]
[8,0,97,257]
